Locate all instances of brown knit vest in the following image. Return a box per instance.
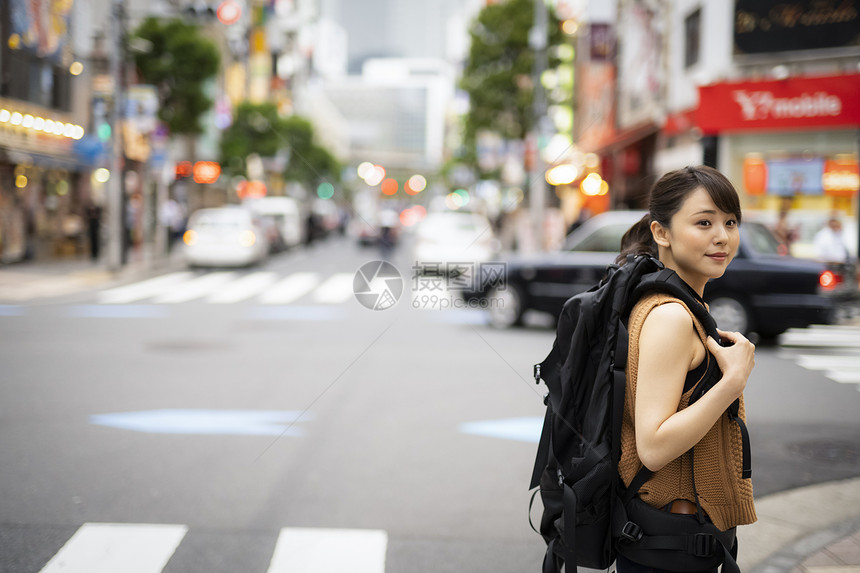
[617,293,757,531]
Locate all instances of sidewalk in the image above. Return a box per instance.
[0,246,184,302]
[742,476,860,573]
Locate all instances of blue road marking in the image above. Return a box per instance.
[90,409,312,436]
[459,416,543,443]
[0,305,24,316]
[67,305,169,318]
[245,305,345,321]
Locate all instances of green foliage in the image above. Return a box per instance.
[220,102,284,172]
[131,18,220,135]
[219,103,341,187]
[459,0,563,169]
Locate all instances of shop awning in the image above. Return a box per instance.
[0,145,93,172]
[592,121,659,155]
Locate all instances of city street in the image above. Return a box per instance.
[1,235,860,572]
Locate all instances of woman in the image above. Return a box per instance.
[616,166,757,572]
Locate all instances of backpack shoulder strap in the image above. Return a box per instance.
[630,268,719,340]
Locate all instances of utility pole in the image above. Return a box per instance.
[529,0,549,252]
[107,0,126,271]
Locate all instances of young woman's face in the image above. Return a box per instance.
[652,187,740,291]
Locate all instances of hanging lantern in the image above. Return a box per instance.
[743,154,767,195]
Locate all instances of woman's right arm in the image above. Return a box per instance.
[635,307,755,472]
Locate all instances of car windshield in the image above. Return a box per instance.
[419,214,486,234]
[192,210,249,229]
[562,216,783,257]
[741,221,782,255]
[566,223,630,252]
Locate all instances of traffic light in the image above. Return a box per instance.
[183,1,216,19]
[96,121,111,142]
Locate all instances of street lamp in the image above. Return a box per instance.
[528,0,550,252]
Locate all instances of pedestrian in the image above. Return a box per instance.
[615,166,757,572]
[159,197,185,253]
[772,198,798,255]
[84,200,102,261]
[378,209,398,260]
[813,211,850,264]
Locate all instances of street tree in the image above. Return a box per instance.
[220,103,341,189]
[131,18,220,136]
[459,0,563,175]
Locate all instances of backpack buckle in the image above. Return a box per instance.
[692,533,716,557]
[619,521,643,543]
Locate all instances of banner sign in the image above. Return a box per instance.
[734,0,860,55]
[697,74,860,133]
[9,0,73,61]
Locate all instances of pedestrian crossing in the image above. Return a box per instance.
[96,271,356,306]
[33,523,388,573]
[39,523,188,573]
[778,324,860,389]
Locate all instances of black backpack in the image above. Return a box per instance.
[528,255,750,573]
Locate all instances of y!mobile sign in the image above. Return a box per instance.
[697,74,860,134]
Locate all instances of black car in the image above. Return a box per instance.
[466,210,859,337]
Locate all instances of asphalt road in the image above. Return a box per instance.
[1,234,858,572]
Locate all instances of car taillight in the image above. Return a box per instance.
[819,269,843,290]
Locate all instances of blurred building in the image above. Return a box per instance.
[317,0,477,73]
[572,0,860,218]
[0,0,92,263]
[301,59,454,172]
[302,0,483,176]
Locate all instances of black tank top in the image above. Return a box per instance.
[683,353,715,393]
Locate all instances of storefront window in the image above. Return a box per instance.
[684,8,701,69]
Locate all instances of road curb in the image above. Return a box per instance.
[737,476,860,571]
[749,515,860,573]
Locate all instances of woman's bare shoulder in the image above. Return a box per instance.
[639,301,695,346]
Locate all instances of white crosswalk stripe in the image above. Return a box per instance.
[38,523,188,573]
[258,272,321,304]
[311,273,354,304]
[267,528,388,573]
[206,271,279,304]
[91,270,362,307]
[32,523,387,572]
[778,325,860,390]
[98,272,195,304]
[152,272,237,304]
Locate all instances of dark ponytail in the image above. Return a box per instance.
[616,165,741,265]
[617,214,657,263]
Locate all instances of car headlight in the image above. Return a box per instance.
[183,230,197,246]
[239,230,257,247]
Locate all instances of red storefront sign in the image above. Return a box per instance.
[823,159,860,197]
[697,74,860,134]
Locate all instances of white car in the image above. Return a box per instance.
[243,196,306,249]
[412,211,500,272]
[183,206,269,268]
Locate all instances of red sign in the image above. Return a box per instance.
[823,159,860,197]
[697,74,860,134]
[193,161,221,184]
[236,180,267,199]
[175,161,192,179]
[216,1,242,25]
